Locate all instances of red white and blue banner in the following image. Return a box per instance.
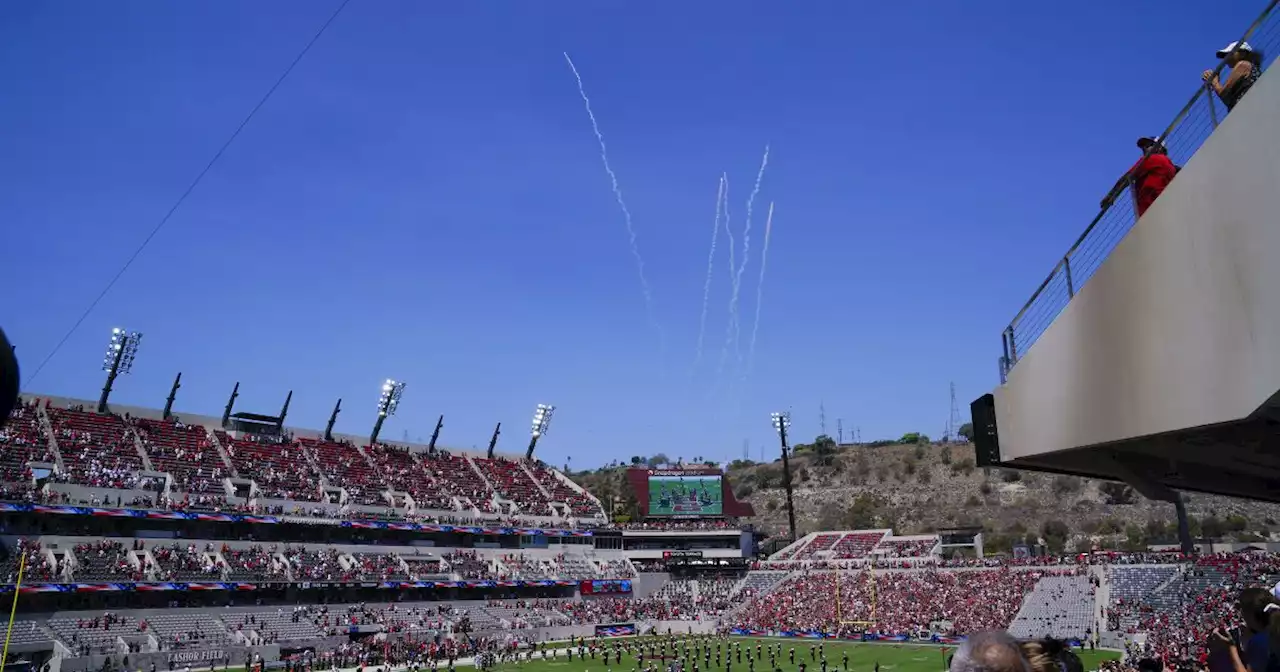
[1,503,592,538]
[595,624,637,638]
[1,578,590,593]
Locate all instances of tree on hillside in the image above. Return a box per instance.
[899,432,930,444]
[958,423,974,441]
[630,456,644,465]
[844,493,884,529]
[646,454,670,468]
[797,434,838,467]
[1099,482,1136,505]
[1041,519,1071,553]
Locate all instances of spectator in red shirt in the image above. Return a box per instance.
[1103,136,1178,217]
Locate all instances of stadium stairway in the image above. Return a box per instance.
[1091,564,1108,642]
[126,427,154,472]
[632,572,671,599]
[35,405,66,472]
[204,428,236,475]
[517,461,554,501]
[722,570,792,622]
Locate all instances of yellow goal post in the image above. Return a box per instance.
[833,566,877,626]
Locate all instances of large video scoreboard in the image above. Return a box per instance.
[647,473,724,516]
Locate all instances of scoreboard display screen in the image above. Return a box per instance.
[648,474,723,516]
[580,579,632,595]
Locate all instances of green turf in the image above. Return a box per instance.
[489,636,1121,672]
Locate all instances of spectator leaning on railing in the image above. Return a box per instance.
[1103,136,1178,217]
[1204,41,1265,111]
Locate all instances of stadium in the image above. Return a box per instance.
[5,1,1280,672]
[0,360,1270,672]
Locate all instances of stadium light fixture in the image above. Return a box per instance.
[526,403,555,460]
[770,411,791,436]
[98,327,143,413]
[102,327,143,375]
[531,403,555,437]
[770,410,798,544]
[378,379,406,418]
[370,378,406,446]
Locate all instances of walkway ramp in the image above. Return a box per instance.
[973,24,1280,502]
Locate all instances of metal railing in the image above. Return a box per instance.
[998,0,1280,382]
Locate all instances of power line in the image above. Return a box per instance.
[22,0,352,389]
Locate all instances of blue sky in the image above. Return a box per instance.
[0,0,1261,469]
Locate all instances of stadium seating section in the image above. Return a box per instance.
[3,400,1276,672]
[2,401,606,521]
[767,530,943,562]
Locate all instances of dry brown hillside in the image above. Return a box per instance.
[570,440,1280,554]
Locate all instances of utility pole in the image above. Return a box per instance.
[837,418,844,445]
[819,401,827,438]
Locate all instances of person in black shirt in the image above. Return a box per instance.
[1204,41,1265,111]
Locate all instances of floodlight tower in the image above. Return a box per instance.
[98,327,142,413]
[770,411,798,544]
[526,403,555,460]
[370,379,405,446]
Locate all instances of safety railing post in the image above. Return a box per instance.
[999,356,1008,385]
[1206,83,1220,129]
[1005,327,1018,365]
[1064,256,1075,298]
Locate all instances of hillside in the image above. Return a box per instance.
[570,439,1280,553]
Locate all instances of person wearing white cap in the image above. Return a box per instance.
[1203,40,1264,111]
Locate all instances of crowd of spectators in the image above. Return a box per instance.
[0,401,56,483]
[220,432,319,501]
[47,406,147,490]
[0,405,770,540]
[148,542,219,581]
[3,538,54,583]
[349,552,410,581]
[220,543,284,582]
[443,550,493,580]
[133,417,224,494]
[73,539,142,581]
[285,547,345,582]
[1107,552,1280,668]
[738,568,1061,635]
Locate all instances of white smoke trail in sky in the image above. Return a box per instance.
[715,175,737,382]
[693,175,726,370]
[726,145,770,374]
[562,52,662,343]
[744,201,775,382]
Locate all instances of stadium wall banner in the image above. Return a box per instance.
[61,645,281,672]
[1,503,593,538]
[1,579,586,593]
[579,579,633,595]
[730,629,972,644]
[166,649,228,664]
[595,624,637,638]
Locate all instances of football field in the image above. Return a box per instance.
[486,637,1121,672]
